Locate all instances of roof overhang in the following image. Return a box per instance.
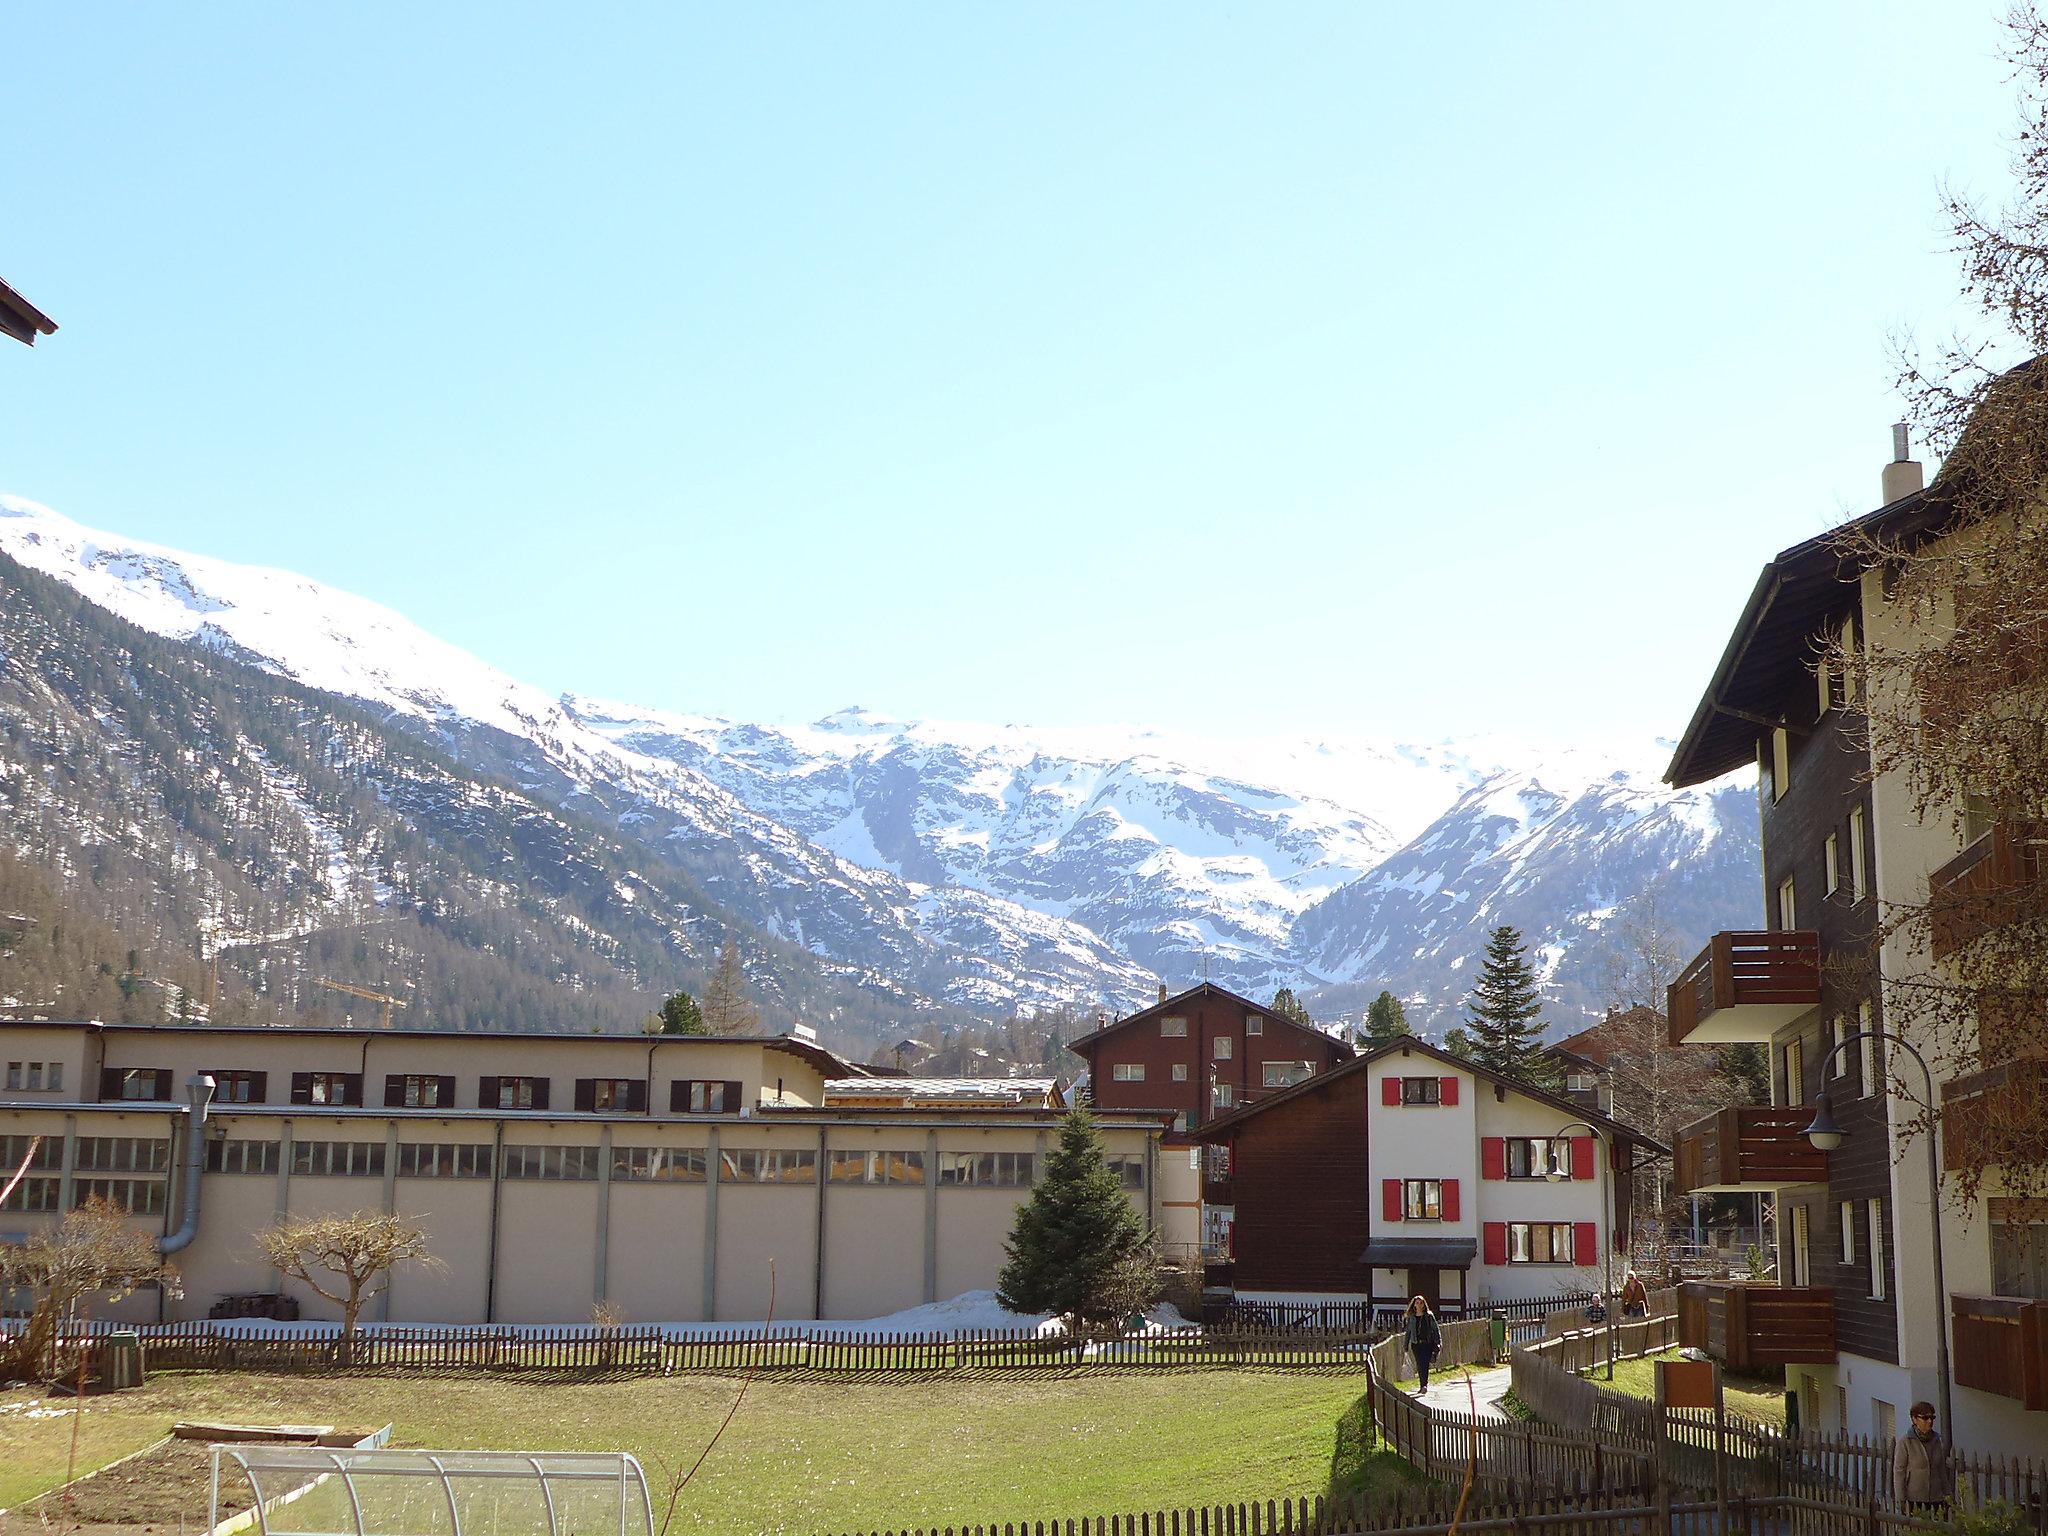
[0,277,57,346]
[1360,1237,1479,1268]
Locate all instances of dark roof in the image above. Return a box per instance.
[1062,982,1354,1060]
[0,276,57,346]
[1190,1033,1668,1153]
[1664,488,1952,788]
[1361,1237,1478,1269]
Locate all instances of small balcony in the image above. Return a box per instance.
[1952,1295,2048,1411]
[1940,1058,2048,1175]
[1672,1106,1829,1196]
[1678,1280,1835,1370]
[1929,824,2047,961]
[1666,931,1822,1046]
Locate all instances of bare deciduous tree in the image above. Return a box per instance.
[0,1197,173,1384]
[255,1210,437,1361]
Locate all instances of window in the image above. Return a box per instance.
[74,1178,166,1215]
[1963,792,1996,849]
[1858,1002,1879,1096]
[1874,1399,1895,1448]
[1991,1200,2048,1298]
[583,1078,637,1111]
[1825,833,1841,896]
[1106,1154,1145,1190]
[1262,1060,1313,1088]
[1171,1063,1188,1082]
[75,1137,169,1173]
[1244,1015,1263,1035]
[1771,728,1791,802]
[295,1072,358,1107]
[936,1151,1034,1187]
[0,1135,60,1172]
[1203,1144,1231,1181]
[25,1062,40,1090]
[1212,1082,1235,1109]
[2,1060,60,1092]
[1160,1016,1187,1038]
[1173,1111,1190,1134]
[47,1061,61,1093]
[1791,1203,1812,1286]
[719,1148,817,1184]
[1848,806,1868,900]
[1111,1063,1145,1082]
[487,1076,543,1110]
[1566,1071,1596,1093]
[397,1075,447,1108]
[1403,1179,1443,1220]
[501,1145,601,1181]
[1783,1038,1805,1108]
[395,1143,493,1178]
[671,1079,740,1114]
[1,1176,60,1211]
[206,1139,282,1176]
[1213,1037,1233,1060]
[1507,1222,1576,1264]
[118,1069,168,1101]
[4,1062,16,1091]
[1843,613,1859,704]
[613,1147,708,1182]
[1506,1138,1567,1180]
[291,1140,386,1177]
[826,1150,926,1185]
[1777,876,1797,931]
[1817,647,1834,714]
[1400,1077,1441,1106]
[210,1070,266,1104]
[1868,1198,1887,1299]
[1827,1019,1846,1078]
[1840,1200,1857,1265]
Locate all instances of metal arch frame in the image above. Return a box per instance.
[525,1456,560,1536]
[1545,1118,1616,1380]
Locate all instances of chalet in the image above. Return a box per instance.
[1193,1034,1658,1317]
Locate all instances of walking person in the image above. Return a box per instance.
[1620,1270,1650,1319]
[1893,1401,1954,1512]
[1404,1295,1442,1391]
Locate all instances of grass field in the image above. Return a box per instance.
[0,1369,1378,1533]
[1579,1350,1789,1427]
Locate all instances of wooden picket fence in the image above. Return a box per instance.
[9,1319,1389,1377]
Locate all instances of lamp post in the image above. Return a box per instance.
[1803,1028,1952,1443]
[1548,1119,1615,1380]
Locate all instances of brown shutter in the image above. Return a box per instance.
[669,1080,688,1113]
[724,1081,743,1114]
[155,1069,174,1100]
[290,1072,313,1105]
[532,1077,550,1111]
[479,1076,500,1110]
[249,1071,269,1103]
[573,1079,596,1113]
[626,1081,648,1113]
[438,1075,457,1108]
[100,1067,123,1100]
[343,1073,364,1107]
[385,1074,405,1109]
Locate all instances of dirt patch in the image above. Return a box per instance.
[0,1440,267,1536]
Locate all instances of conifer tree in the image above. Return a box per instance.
[1464,926,1559,1087]
[1441,1025,1477,1062]
[658,990,706,1035]
[1362,990,1408,1047]
[996,1103,1154,1335]
[699,937,760,1036]
[1270,987,1313,1028]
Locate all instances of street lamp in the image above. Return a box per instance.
[1803,1028,1952,1442]
[1548,1119,1615,1380]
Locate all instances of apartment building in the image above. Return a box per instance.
[1664,423,2047,1453]
[1191,1035,1654,1315]
[0,1019,1180,1326]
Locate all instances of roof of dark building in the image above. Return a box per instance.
[0,276,57,346]
[1062,981,1355,1059]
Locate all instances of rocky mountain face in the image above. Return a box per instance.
[0,494,1762,1049]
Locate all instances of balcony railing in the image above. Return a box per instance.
[1941,1058,2048,1175]
[1677,1280,1835,1370]
[1929,824,2048,960]
[1952,1295,2048,1411]
[1672,1106,1829,1197]
[1666,931,1822,1046]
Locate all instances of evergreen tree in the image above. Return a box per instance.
[1362,990,1408,1047]
[1441,1025,1477,1062]
[1270,987,1313,1028]
[658,990,706,1036]
[996,1103,1155,1335]
[700,937,761,1036]
[1464,926,1559,1087]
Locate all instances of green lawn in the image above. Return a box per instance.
[1,1369,1378,1532]
[1579,1350,1788,1427]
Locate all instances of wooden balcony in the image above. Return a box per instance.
[1672,1106,1829,1196]
[1666,931,1822,1046]
[1952,1295,2048,1412]
[1941,1058,2048,1175]
[1929,824,2046,960]
[1678,1281,1835,1370]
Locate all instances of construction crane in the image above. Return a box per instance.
[315,978,410,1030]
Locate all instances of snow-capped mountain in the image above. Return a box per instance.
[0,493,1761,1033]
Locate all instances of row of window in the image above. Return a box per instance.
[1,1175,169,1214]
[94,1069,750,1115]
[4,1060,64,1092]
[1156,1014,1266,1039]
[1381,1076,1459,1106]
[1780,1002,1880,1106]
[1111,1060,1312,1089]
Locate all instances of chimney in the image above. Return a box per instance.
[1882,423,1924,505]
[1157,980,1168,1004]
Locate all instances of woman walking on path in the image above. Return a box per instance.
[1620,1271,1649,1318]
[1404,1295,1442,1390]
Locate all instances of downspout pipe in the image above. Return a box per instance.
[159,1073,216,1255]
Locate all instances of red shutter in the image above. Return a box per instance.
[1382,1077,1401,1106]
[1571,1136,1595,1182]
[1442,1178,1460,1222]
[1439,1076,1459,1106]
[1481,1136,1506,1181]
[1382,1179,1403,1222]
[1574,1221,1597,1266]
[1483,1221,1507,1266]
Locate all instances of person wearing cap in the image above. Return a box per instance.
[1893,1401,1954,1509]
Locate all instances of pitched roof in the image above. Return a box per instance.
[0,276,57,347]
[1062,982,1354,1060]
[1190,1032,1668,1153]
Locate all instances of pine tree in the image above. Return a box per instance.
[1464,925,1559,1087]
[658,990,706,1036]
[699,937,761,1036]
[1362,990,1407,1047]
[1270,987,1313,1028]
[996,1103,1154,1336]
[1441,1025,1477,1062]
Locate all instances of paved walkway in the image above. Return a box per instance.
[1413,1362,1514,1421]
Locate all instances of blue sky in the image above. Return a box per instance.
[0,3,2018,743]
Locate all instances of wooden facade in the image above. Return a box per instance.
[1671,1105,1829,1196]
[1678,1280,1837,1370]
[1224,1064,1374,1294]
[1951,1295,2048,1411]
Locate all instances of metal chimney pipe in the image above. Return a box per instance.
[158,1073,216,1255]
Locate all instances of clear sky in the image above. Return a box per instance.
[0,3,2019,744]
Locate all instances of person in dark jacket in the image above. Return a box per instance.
[1893,1402,1954,1510]
[1403,1296,1442,1390]
[1620,1271,1650,1318]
